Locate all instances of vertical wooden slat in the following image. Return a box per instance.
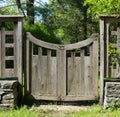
[104,22,107,77]
[84,56,90,95]
[1,22,5,76]
[100,18,105,105]
[117,24,120,76]
[117,23,120,51]
[67,57,72,95]
[89,45,94,95]
[80,48,85,95]
[71,51,77,95]
[50,57,57,95]
[0,31,1,76]
[67,51,76,95]
[47,49,52,94]
[106,23,110,77]
[26,38,30,92]
[25,40,32,93]
[16,21,22,84]
[29,42,32,93]
[14,22,17,77]
[31,43,34,94]
[93,37,98,98]
[57,46,66,100]
[31,55,37,95]
[37,47,42,94]
[75,57,81,95]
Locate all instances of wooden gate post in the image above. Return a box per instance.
[100,18,105,105]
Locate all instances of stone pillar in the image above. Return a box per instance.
[104,81,120,108]
[0,79,18,108]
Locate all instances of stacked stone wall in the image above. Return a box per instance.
[104,82,120,108]
[0,80,18,108]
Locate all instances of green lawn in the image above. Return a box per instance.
[0,104,120,117]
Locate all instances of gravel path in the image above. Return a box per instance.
[31,105,90,117]
[33,105,89,111]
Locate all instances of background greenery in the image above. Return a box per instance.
[1,0,120,44]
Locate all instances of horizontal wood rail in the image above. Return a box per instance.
[26,32,99,50]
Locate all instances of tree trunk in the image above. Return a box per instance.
[82,6,87,40]
[27,0,34,24]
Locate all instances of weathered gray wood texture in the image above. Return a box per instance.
[99,14,120,105]
[25,32,99,101]
[0,15,23,84]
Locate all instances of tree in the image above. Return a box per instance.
[84,0,120,19]
[40,0,91,43]
[26,0,35,24]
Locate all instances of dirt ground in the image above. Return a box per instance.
[31,105,90,117]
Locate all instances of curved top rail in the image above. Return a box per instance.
[27,32,59,50]
[65,33,99,50]
[27,32,99,50]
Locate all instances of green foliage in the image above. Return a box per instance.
[84,0,120,19]
[41,0,93,43]
[108,43,120,66]
[0,0,19,15]
[23,22,61,44]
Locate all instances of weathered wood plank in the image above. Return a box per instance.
[5,44,14,48]
[4,69,14,77]
[27,32,58,50]
[65,37,97,50]
[50,57,57,95]
[93,37,98,98]
[16,21,22,84]
[14,22,18,77]
[5,56,14,60]
[27,32,97,51]
[75,57,81,95]
[5,31,14,35]
[0,15,24,21]
[80,48,85,95]
[67,51,76,95]
[0,31,1,76]
[47,49,52,94]
[106,23,109,77]
[1,22,5,76]
[32,55,58,97]
[31,55,38,95]
[57,47,66,100]
[100,18,105,105]
[63,95,98,101]
[26,38,30,92]
[84,56,91,95]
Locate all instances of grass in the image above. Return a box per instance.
[0,106,39,117]
[69,105,120,117]
[0,104,120,117]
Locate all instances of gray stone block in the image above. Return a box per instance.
[104,82,120,109]
[0,80,19,108]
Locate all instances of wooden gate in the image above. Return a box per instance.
[25,32,98,101]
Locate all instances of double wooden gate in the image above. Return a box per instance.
[25,32,98,101]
